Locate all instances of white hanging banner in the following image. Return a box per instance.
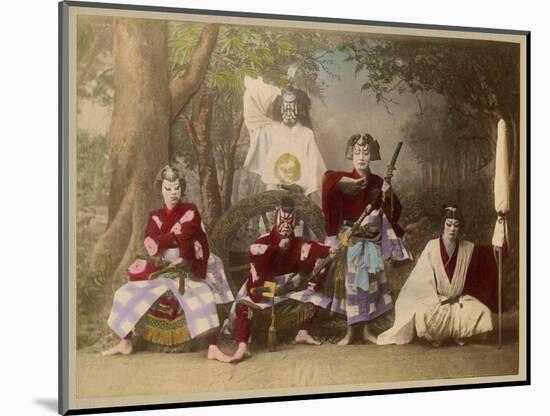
[492,119,510,248]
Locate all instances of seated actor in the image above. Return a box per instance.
[229,197,337,362]
[101,166,234,362]
[377,206,497,346]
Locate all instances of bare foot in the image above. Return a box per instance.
[431,340,441,348]
[362,325,378,344]
[207,344,232,363]
[230,342,251,363]
[101,339,132,356]
[454,338,466,346]
[293,329,321,345]
[337,326,353,346]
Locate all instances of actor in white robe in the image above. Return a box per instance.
[377,207,494,346]
[243,76,326,197]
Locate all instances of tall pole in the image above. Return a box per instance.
[493,119,509,350]
[498,247,502,349]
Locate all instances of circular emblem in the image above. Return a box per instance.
[274,153,301,184]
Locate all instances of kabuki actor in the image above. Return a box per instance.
[228,197,337,362]
[102,166,234,362]
[377,206,498,346]
[242,75,327,198]
[322,134,411,345]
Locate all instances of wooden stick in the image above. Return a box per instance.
[498,247,503,350]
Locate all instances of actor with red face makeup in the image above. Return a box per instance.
[228,197,337,362]
[377,206,498,347]
[101,166,234,363]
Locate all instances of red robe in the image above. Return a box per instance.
[121,202,211,340]
[439,237,501,312]
[246,228,331,303]
[322,169,403,237]
[129,201,210,281]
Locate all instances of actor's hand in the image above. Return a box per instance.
[381,180,391,194]
[329,247,338,258]
[144,236,158,256]
[170,257,183,267]
[345,177,368,194]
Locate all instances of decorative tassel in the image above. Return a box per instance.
[335,275,345,300]
[142,325,191,346]
[275,304,315,331]
[268,303,277,351]
[334,252,346,300]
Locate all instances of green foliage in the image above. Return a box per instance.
[76,129,110,207]
[170,118,197,169]
[76,129,112,348]
[77,16,114,107]
[340,37,519,118]
[168,24,335,99]
[168,23,339,172]
[402,104,493,168]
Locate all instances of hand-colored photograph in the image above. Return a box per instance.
[59,2,529,414]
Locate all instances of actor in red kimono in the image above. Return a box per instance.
[322,133,410,345]
[102,166,234,362]
[322,134,403,239]
[230,197,336,362]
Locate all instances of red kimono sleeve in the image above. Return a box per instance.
[322,171,348,236]
[383,191,404,237]
[300,242,331,291]
[173,205,210,279]
[145,213,175,255]
[299,242,330,273]
[246,236,281,302]
[463,245,499,312]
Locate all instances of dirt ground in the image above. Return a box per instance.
[76,334,519,399]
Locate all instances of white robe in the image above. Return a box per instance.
[377,239,493,345]
[243,76,326,195]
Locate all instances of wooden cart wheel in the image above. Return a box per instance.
[209,190,327,294]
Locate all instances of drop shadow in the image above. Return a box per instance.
[34,398,58,413]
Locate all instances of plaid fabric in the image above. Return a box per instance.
[324,213,404,325]
[204,254,235,305]
[364,211,412,262]
[330,248,393,325]
[107,276,219,339]
[222,272,331,335]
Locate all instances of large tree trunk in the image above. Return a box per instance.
[195,93,223,229]
[90,18,170,288]
[88,20,219,288]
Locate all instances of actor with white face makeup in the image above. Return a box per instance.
[322,134,410,345]
[101,166,234,362]
[377,206,498,347]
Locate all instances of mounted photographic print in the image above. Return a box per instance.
[59,1,530,414]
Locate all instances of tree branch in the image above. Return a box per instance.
[170,24,219,121]
[181,114,199,151]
